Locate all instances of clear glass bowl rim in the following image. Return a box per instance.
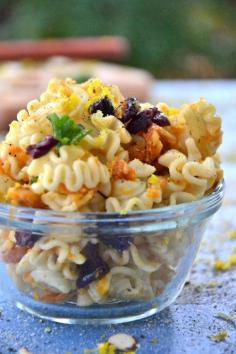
[0,181,224,226]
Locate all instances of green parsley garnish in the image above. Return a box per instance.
[29,176,38,184]
[48,113,90,146]
[73,74,91,84]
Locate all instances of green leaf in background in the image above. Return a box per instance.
[48,113,91,145]
[73,74,92,84]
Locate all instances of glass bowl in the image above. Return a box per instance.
[0,182,224,325]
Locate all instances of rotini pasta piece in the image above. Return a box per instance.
[170,191,196,205]
[158,150,187,182]
[128,159,156,179]
[40,78,89,120]
[45,253,78,280]
[150,264,176,295]
[102,130,122,162]
[6,109,53,149]
[105,197,147,212]
[37,238,86,265]
[185,137,202,162]
[0,230,15,257]
[82,129,126,163]
[81,78,124,111]
[180,98,222,157]
[88,273,112,303]
[62,262,78,281]
[130,244,161,273]
[106,181,162,212]
[112,180,147,200]
[107,177,162,212]
[0,174,15,200]
[28,154,110,193]
[182,157,216,188]
[42,187,96,211]
[6,78,90,149]
[45,145,85,164]
[0,143,28,181]
[77,288,94,306]
[158,147,218,203]
[16,246,49,274]
[31,267,76,294]
[103,249,130,266]
[90,111,131,144]
[109,266,142,299]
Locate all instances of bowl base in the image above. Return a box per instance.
[16,300,159,325]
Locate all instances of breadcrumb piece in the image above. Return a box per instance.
[214,259,231,271]
[208,331,228,342]
[214,254,236,271]
[111,159,136,181]
[227,229,236,239]
[98,342,116,354]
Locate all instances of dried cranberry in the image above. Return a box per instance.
[142,107,158,120]
[27,135,58,159]
[90,97,114,116]
[121,97,140,123]
[152,110,170,127]
[15,230,42,247]
[77,243,109,289]
[126,110,153,134]
[125,106,170,134]
[84,221,133,252]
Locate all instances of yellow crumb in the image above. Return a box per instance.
[208,331,228,342]
[206,280,219,288]
[98,342,116,354]
[228,254,236,265]
[228,229,236,239]
[214,259,231,271]
[148,174,159,185]
[214,254,236,271]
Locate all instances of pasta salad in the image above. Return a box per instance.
[0,78,223,306]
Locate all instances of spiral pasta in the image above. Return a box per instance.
[28,154,110,193]
[0,77,223,307]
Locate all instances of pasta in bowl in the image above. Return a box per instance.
[0,78,224,324]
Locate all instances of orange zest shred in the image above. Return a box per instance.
[159,176,168,189]
[147,188,161,199]
[111,159,136,181]
[8,145,30,166]
[0,145,30,180]
[6,184,46,209]
[58,184,96,207]
[96,274,110,296]
[23,272,35,284]
[58,183,72,194]
[38,290,66,303]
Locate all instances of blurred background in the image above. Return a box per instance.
[0,0,235,78]
[0,0,235,131]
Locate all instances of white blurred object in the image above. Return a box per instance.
[0,57,154,130]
